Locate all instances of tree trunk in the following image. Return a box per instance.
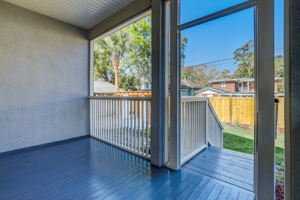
[112,52,120,91]
[114,66,119,91]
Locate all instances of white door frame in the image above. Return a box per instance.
[254,0,275,199]
[169,0,275,198]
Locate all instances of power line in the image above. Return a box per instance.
[185,47,284,68]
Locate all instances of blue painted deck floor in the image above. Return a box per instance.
[0,137,254,200]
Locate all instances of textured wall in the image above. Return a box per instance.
[0,2,89,153]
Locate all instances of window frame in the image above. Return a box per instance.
[221,82,226,88]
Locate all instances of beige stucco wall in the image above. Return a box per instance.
[0,1,89,153]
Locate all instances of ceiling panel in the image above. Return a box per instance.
[4,0,135,29]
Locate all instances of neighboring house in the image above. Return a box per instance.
[211,78,283,94]
[181,79,202,96]
[94,79,124,95]
[195,87,232,97]
[128,79,202,96]
[141,80,151,90]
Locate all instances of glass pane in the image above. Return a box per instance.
[180,0,248,24]
[274,0,285,198]
[179,8,255,192]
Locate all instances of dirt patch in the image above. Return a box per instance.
[276,182,284,200]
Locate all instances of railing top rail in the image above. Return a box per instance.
[89,96,152,100]
[181,97,209,102]
[181,96,223,129]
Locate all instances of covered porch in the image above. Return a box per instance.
[1,0,300,199]
[0,137,254,200]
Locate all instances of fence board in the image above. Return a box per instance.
[209,97,284,129]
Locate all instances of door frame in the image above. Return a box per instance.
[254,0,275,198]
[168,0,275,198]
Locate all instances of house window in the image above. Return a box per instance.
[221,82,226,88]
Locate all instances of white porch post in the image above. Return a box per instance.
[168,0,181,170]
[151,0,166,167]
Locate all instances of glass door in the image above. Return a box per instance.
[168,0,275,199]
[274,0,285,198]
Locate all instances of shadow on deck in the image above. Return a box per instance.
[0,137,254,200]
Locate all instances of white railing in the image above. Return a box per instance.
[181,97,223,164]
[89,96,151,159]
[206,101,224,147]
[90,96,222,163]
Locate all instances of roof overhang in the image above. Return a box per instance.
[4,0,144,30]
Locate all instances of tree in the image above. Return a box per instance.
[94,31,130,91]
[125,16,152,82]
[181,36,188,67]
[275,55,284,78]
[232,40,284,79]
[94,40,114,82]
[275,55,284,93]
[233,40,255,78]
[182,65,231,87]
[94,17,154,91]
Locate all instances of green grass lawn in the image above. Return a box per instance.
[222,123,285,183]
[222,123,284,148]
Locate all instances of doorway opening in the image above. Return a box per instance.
[89,13,152,159]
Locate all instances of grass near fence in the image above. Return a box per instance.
[223,123,285,183]
[223,123,284,148]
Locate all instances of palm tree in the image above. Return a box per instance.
[95,30,130,91]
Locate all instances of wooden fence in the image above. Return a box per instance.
[209,97,285,129]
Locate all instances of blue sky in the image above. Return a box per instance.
[180,0,284,72]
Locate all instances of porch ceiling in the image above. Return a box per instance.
[4,0,135,29]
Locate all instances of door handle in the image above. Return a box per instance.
[274,98,279,139]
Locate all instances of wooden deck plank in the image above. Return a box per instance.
[164,175,198,200]
[139,172,191,199]
[120,170,174,199]
[198,150,254,167]
[175,176,204,200]
[187,159,253,184]
[186,177,210,200]
[237,192,251,200]
[190,153,254,173]
[183,146,254,192]
[207,183,224,200]
[247,194,255,200]
[217,186,231,200]
[209,146,254,160]
[184,164,253,191]
[227,189,240,200]
[0,138,255,200]
[196,180,217,200]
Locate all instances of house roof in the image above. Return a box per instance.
[181,80,202,89]
[4,0,135,29]
[211,77,283,83]
[94,80,124,94]
[211,78,254,83]
[195,87,232,94]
